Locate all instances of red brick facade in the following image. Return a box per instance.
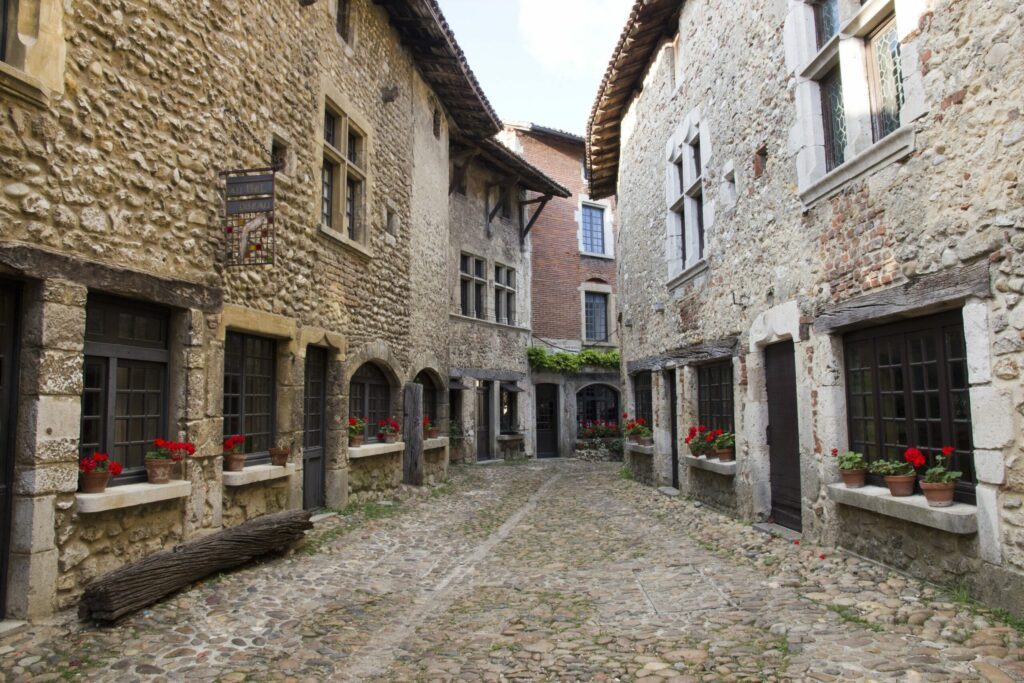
[507,128,618,345]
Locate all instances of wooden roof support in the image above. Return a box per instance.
[520,194,552,243]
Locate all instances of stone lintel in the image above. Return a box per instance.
[76,480,192,514]
[625,337,739,374]
[349,442,405,460]
[222,464,295,487]
[827,483,977,535]
[682,454,737,477]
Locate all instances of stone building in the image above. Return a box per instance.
[588,0,1024,612]
[0,0,501,619]
[501,123,621,459]
[448,138,569,463]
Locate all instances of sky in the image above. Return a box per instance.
[436,0,634,136]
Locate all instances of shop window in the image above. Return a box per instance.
[223,332,276,463]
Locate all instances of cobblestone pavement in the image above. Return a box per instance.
[2,460,1023,682]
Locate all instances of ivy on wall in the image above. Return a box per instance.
[527,346,621,374]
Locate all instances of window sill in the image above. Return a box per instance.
[0,62,49,108]
[448,313,531,333]
[800,125,916,208]
[319,226,373,259]
[497,433,524,442]
[349,441,405,460]
[798,34,840,81]
[625,443,654,456]
[424,437,449,450]
[826,483,977,535]
[580,251,614,261]
[76,480,192,514]
[666,259,709,291]
[223,463,295,487]
[682,454,736,477]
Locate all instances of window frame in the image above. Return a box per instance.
[865,14,905,143]
[459,253,487,319]
[494,264,516,326]
[223,332,278,464]
[843,310,976,504]
[584,291,609,343]
[697,360,735,433]
[581,204,606,255]
[499,385,519,434]
[349,363,393,442]
[335,0,352,43]
[576,385,620,432]
[321,103,367,245]
[633,372,653,427]
[820,66,847,172]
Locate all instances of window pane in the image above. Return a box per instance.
[582,206,605,254]
[321,162,334,228]
[698,361,734,432]
[346,176,359,240]
[585,292,608,342]
[821,68,846,171]
[814,0,840,47]
[324,110,337,146]
[576,385,620,431]
[113,359,164,471]
[634,372,653,426]
[224,333,275,458]
[870,18,905,140]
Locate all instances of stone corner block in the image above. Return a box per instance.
[973,450,1005,486]
[969,386,1015,449]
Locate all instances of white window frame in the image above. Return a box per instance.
[664,107,713,288]
[579,282,615,347]
[787,0,929,206]
[577,198,614,259]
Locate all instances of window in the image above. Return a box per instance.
[844,311,975,503]
[668,122,706,271]
[584,292,608,343]
[415,371,439,425]
[697,361,734,432]
[271,137,288,173]
[581,205,606,254]
[577,385,619,432]
[1,0,9,63]
[452,162,468,195]
[753,145,768,179]
[321,104,367,242]
[500,384,520,434]
[80,296,169,483]
[432,109,442,139]
[500,187,512,219]
[813,0,840,48]
[349,363,392,441]
[459,253,486,319]
[867,16,905,142]
[223,332,276,462]
[820,68,847,171]
[335,0,351,42]
[494,265,516,326]
[633,372,653,427]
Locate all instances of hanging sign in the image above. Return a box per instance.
[223,168,276,267]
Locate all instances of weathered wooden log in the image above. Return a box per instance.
[79,509,313,622]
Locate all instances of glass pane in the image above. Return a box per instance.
[871,18,905,140]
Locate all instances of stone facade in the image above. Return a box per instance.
[591,0,1024,613]
[0,0,493,619]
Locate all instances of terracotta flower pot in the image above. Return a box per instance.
[349,435,365,448]
[715,447,735,462]
[638,436,653,446]
[382,433,398,444]
[840,468,866,488]
[146,459,174,484]
[269,447,290,467]
[628,434,639,443]
[426,428,440,439]
[920,481,955,507]
[80,471,110,494]
[884,474,916,497]
[223,452,246,472]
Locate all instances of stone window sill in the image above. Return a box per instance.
[349,441,405,460]
[449,313,531,333]
[683,454,736,476]
[0,62,49,108]
[223,464,295,487]
[497,434,524,442]
[424,437,449,450]
[76,480,191,514]
[826,483,977,535]
[319,226,374,259]
[625,443,654,456]
[800,125,916,207]
[580,250,614,261]
[666,259,709,291]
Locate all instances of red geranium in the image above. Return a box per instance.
[903,447,926,469]
[941,445,955,457]
[79,452,121,475]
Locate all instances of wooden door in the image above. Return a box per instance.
[302,348,327,510]
[0,283,18,618]
[766,341,801,531]
[665,370,679,488]
[476,382,491,461]
[535,384,558,458]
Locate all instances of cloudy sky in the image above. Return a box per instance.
[436,0,634,135]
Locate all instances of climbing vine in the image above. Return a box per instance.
[527,347,620,373]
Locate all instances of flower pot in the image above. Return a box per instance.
[883,474,916,497]
[628,434,639,443]
[920,481,956,507]
[382,433,398,444]
[637,436,653,446]
[269,447,290,467]
[840,468,866,488]
[426,428,440,439]
[146,459,175,484]
[223,452,246,472]
[349,435,365,448]
[715,447,735,462]
[80,471,110,494]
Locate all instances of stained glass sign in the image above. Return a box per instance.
[223,168,276,267]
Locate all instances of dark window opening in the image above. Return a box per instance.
[349,363,392,441]
[223,332,276,463]
[336,0,351,41]
[415,370,439,425]
[697,361,735,432]
[500,385,519,434]
[634,371,653,426]
[576,385,619,433]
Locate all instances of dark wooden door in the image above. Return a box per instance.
[0,283,19,618]
[535,384,558,458]
[476,382,491,461]
[665,370,679,488]
[766,341,801,531]
[302,348,327,510]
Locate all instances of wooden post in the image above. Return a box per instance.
[403,382,424,486]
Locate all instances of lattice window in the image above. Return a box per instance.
[321,103,367,243]
[821,67,847,171]
[582,205,606,254]
[584,292,608,342]
[350,363,391,441]
[459,253,486,319]
[224,332,276,461]
[494,265,516,325]
[698,361,735,432]
[868,16,905,141]
[813,0,840,48]
[633,372,653,426]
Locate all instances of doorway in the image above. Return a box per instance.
[0,282,19,618]
[665,370,679,489]
[535,384,559,458]
[476,381,492,461]
[765,340,801,531]
[302,347,327,510]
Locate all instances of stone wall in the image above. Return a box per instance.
[625,449,655,486]
[573,439,624,463]
[609,0,1024,607]
[222,481,291,529]
[349,452,403,504]
[424,446,448,485]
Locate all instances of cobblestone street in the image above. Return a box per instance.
[2,461,1023,682]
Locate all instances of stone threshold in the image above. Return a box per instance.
[0,620,28,642]
[625,443,654,456]
[76,480,191,514]
[827,483,977,535]
[683,454,736,476]
[424,437,449,450]
[349,441,405,460]
[753,522,802,542]
[223,463,295,487]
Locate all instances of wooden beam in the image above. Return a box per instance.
[626,337,740,374]
[521,195,552,242]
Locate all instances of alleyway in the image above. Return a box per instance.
[2,461,1022,682]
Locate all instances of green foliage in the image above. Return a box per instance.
[618,465,633,481]
[868,459,915,476]
[826,604,884,632]
[836,450,867,471]
[527,346,620,374]
[922,454,962,484]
